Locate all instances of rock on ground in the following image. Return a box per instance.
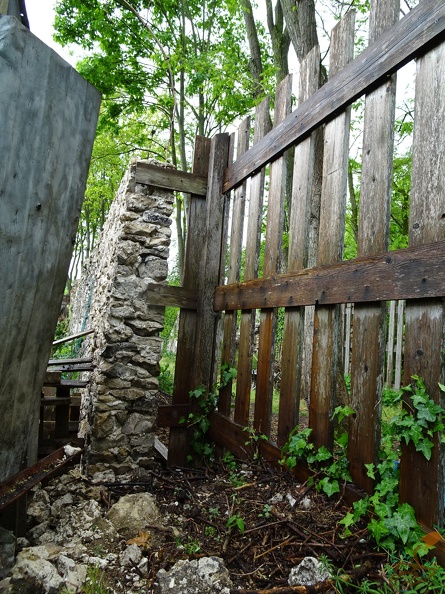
[154,556,233,594]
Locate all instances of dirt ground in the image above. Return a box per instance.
[95,456,388,593]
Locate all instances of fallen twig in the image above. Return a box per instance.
[228,560,373,594]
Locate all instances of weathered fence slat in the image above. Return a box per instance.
[213,240,445,311]
[278,47,321,446]
[399,38,445,528]
[168,136,211,467]
[234,99,271,426]
[135,161,207,196]
[348,0,399,493]
[255,75,292,436]
[310,12,355,449]
[223,0,445,192]
[219,117,250,416]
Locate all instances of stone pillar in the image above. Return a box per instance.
[71,162,174,479]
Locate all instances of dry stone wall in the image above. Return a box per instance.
[71,161,174,478]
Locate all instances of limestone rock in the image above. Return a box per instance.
[57,554,87,593]
[119,543,142,567]
[107,493,162,539]
[0,527,15,579]
[9,546,63,593]
[154,556,233,594]
[288,556,330,587]
[27,488,51,523]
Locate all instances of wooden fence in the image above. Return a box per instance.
[157,0,445,543]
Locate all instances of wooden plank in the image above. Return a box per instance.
[310,11,355,449]
[44,379,89,388]
[192,133,231,390]
[154,437,168,462]
[214,240,445,310]
[52,329,93,346]
[399,37,445,528]
[348,0,399,494]
[223,0,445,192]
[168,136,211,467]
[219,117,251,416]
[278,47,321,447]
[135,162,207,196]
[40,397,71,406]
[144,283,198,309]
[47,363,94,372]
[255,75,292,437]
[157,404,190,428]
[235,98,271,426]
[48,357,93,366]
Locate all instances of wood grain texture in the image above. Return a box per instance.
[219,117,250,416]
[223,0,445,192]
[235,99,271,426]
[349,0,399,494]
[399,38,445,527]
[192,133,230,390]
[135,161,207,196]
[214,241,445,311]
[278,47,321,446]
[255,76,292,437]
[143,283,198,309]
[168,136,211,467]
[310,11,355,449]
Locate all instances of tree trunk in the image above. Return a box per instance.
[241,0,265,98]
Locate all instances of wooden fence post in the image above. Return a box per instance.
[192,133,231,390]
[348,0,399,493]
[167,136,211,467]
[399,37,445,527]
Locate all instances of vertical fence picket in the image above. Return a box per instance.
[278,47,321,446]
[168,136,211,467]
[348,0,399,492]
[385,301,396,387]
[394,300,404,390]
[255,75,292,436]
[219,118,250,416]
[310,12,355,449]
[399,38,445,527]
[234,100,271,426]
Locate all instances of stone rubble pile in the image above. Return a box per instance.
[0,468,238,593]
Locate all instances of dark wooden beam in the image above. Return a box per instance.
[223,0,445,192]
[157,404,190,428]
[144,283,198,309]
[135,162,207,196]
[214,241,445,311]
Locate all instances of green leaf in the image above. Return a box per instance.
[319,477,339,497]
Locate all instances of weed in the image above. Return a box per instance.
[259,503,272,519]
[227,513,245,535]
[180,364,236,461]
[176,535,201,555]
[281,379,445,557]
